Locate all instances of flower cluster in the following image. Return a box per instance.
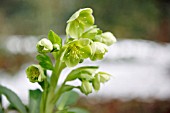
[26,8,116,97]
[65,8,116,66]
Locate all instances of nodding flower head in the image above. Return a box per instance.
[36,38,53,53]
[90,42,108,61]
[66,8,94,38]
[26,64,46,83]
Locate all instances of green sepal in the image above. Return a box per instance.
[62,39,92,67]
[81,25,102,40]
[36,54,54,70]
[26,64,46,83]
[66,8,94,38]
[65,66,98,82]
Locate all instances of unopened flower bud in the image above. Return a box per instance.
[80,80,92,95]
[90,42,108,61]
[97,72,111,83]
[101,32,116,46]
[26,64,46,83]
[36,38,53,53]
[53,43,60,52]
[92,74,100,91]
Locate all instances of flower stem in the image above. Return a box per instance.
[43,51,66,113]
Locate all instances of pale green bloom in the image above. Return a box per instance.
[62,38,92,67]
[36,38,53,53]
[66,8,94,38]
[96,72,111,83]
[90,42,108,61]
[101,32,117,46]
[80,80,92,95]
[26,64,46,83]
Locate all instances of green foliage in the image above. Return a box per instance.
[0,85,27,113]
[48,30,62,51]
[57,91,79,111]
[29,89,42,113]
[36,54,54,70]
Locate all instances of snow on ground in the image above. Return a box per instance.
[1,38,170,106]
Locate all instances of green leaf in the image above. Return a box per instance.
[48,30,62,47]
[36,54,53,70]
[29,89,42,113]
[68,107,90,113]
[0,85,27,113]
[65,66,99,82]
[56,91,79,111]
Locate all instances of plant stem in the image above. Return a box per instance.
[43,51,66,113]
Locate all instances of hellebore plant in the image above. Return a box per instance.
[0,8,116,113]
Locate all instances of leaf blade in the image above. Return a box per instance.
[0,85,27,113]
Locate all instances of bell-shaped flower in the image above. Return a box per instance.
[62,38,92,67]
[66,8,94,38]
[80,80,92,95]
[36,38,53,53]
[90,42,108,61]
[26,64,46,83]
[96,72,111,83]
[100,32,117,46]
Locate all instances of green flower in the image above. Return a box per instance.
[100,32,117,46]
[80,80,92,95]
[26,64,46,83]
[66,8,94,38]
[90,42,108,61]
[36,38,53,53]
[62,38,92,67]
[96,72,111,83]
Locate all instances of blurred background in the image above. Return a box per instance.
[0,0,170,113]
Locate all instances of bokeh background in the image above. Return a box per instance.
[0,0,170,113]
